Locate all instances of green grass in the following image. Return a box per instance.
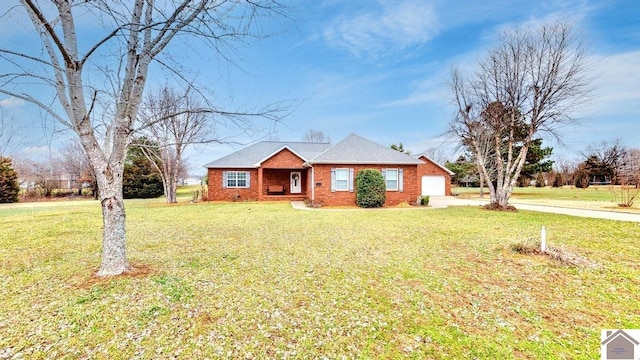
[455,185,640,212]
[1,189,639,358]
[454,185,615,201]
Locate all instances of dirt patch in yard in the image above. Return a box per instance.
[72,263,156,288]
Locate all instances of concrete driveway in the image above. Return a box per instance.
[429,196,640,223]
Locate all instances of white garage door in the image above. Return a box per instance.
[421,175,445,196]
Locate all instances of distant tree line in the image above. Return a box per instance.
[445,137,640,190]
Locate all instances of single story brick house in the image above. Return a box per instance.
[204,134,453,206]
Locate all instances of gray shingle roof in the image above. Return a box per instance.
[203,141,331,168]
[308,134,423,165]
[203,134,423,168]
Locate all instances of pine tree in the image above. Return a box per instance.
[0,156,20,203]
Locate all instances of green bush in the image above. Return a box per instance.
[355,169,386,208]
[420,195,430,206]
[0,156,20,203]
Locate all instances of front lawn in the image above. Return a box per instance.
[455,185,640,212]
[1,197,638,358]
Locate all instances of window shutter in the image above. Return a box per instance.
[222,171,227,188]
[246,172,250,188]
[399,168,404,192]
[349,168,354,192]
[381,168,387,188]
[331,168,336,192]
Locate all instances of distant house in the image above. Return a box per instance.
[203,134,453,206]
[182,177,202,186]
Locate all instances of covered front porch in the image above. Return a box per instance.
[257,168,310,201]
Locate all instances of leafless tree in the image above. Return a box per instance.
[582,138,627,184]
[0,1,288,276]
[136,87,212,203]
[0,111,21,156]
[449,22,591,208]
[422,147,449,166]
[553,157,578,186]
[619,148,640,187]
[59,140,97,197]
[302,129,330,143]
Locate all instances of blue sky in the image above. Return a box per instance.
[1,0,638,175]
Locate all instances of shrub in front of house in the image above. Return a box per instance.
[420,195,430,206]
[356,169,386,208]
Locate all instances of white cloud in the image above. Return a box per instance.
[16,145,59,160]
[0,97,25,108]
[323,0,439,58]
[588,50,640,115]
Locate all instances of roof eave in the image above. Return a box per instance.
[307,160,423,165]
[205,165,260,169]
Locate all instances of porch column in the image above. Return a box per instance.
[310,166,315,201]
[258,167,264,200]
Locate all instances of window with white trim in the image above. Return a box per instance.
[335,168,349,191]
[384,169,398,190]
[224,171,250,188]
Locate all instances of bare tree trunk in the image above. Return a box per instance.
[165,153,179,203]
[98,190,130,276]
[164,171,178,203]
[495,184,510,207]
[90,144,131,276]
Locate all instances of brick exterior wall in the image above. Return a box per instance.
[208,168,259,201]
[416,155,452,196]
[312,164,420,207]
[207,149,309,201]
[206,150,452,204]
[261,148,305,168]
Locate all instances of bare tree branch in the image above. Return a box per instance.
[448,22,592,208]
[1,0,291,276]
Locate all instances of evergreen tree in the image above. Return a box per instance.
[516,138,554,185]
[0,156,20,203]
[390,143,410,154]
[445,155,477,186]
[122,143,164,199]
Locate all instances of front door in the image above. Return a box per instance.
[290,171,302,194]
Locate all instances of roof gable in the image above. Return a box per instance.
[204,141,331,168]
[309,134,422,165]
[257,145,305,165]
[416,154,455,175]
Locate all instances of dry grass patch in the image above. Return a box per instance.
[510,239,600,268]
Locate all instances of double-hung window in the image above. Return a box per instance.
[224,171,250,188]
[385,169,398,190]
[382,168,403,192]
[335,168,349,191]
[331,168,354,192]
